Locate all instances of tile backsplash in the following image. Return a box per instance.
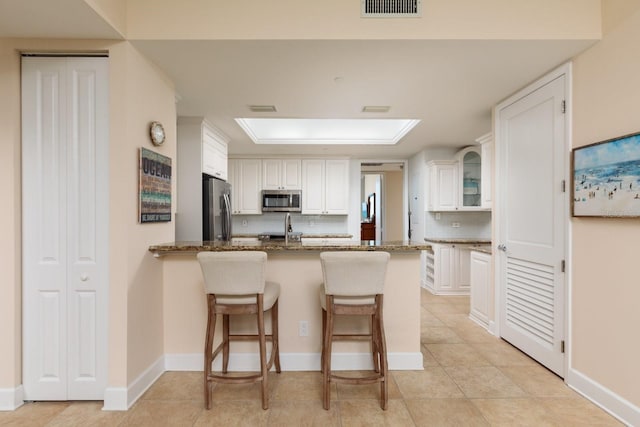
[424,210,491,240]
[232,213,349,236]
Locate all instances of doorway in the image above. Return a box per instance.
[361,162,406,241]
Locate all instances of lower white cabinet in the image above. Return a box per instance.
[469,250,492,329]
[424,243,486,295]
[424,244,469,295]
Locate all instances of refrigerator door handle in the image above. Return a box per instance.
[221,193,232,241]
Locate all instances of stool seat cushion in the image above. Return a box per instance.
[215,281,280,310]
[319,284,375,309]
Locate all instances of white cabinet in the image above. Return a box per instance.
[427,160,458,211]
[476,132,493,209]
[176,117,230,240]
[424,243,487,295]
[262,159,301,190]
[228,159,262,214]
[469,250,492,330]
[202,124,228,181]
[301,159,349,215]
[427,145,489,212]
[457,146,482,210]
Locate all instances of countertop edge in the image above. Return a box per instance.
[149,241,431,257]
[424,238,492,245]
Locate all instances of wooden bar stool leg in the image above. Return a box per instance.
[371,315,380,373]
[323,296,334,410]
[377,295,388,410]
[272,300,281,373]
[320,308,326,374]
[204,295,216,410]
[222,314,230,373]
[257,296,269,410]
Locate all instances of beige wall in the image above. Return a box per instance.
[571,2,640,407]
[0,40,23,387]
[0,38,176,392]
[125,0,601,40]
[163,252,421,357]
[384,171,405,241]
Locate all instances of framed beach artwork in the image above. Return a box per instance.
[572,131,640,217]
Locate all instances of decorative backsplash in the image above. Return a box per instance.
[232,213,348,235]
[424,211,491,240]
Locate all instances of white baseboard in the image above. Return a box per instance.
[487,320,496,335]
[567,367,640,426]
[467,315,498,338]
[102,356,164,411]
[164,351,423,372]
[0,385,24,411]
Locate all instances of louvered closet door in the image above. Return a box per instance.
[497,72,567,377]
[22,57,109,400]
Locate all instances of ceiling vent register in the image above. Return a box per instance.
[361,0,421,17]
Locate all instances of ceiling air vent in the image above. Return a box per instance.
[361,0,421,18]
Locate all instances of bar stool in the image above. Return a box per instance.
[197,251,281,410]
[319,251,390,410]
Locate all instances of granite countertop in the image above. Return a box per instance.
[149,240,431,256]
[424,237,492,245]
[232,233,353,239]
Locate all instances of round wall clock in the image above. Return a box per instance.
[149,121,166,146]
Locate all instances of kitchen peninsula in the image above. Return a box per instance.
[149,239,430,371]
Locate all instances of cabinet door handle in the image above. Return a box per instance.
[497,244,507,252]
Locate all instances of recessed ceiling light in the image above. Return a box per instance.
[248,105,277,113]
[235,118,420,145]
[362,106,391,113]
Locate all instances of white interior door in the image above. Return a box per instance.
[496,66,568,377]
[22,56,109,400]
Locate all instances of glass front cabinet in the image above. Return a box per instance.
[457,146,482,210]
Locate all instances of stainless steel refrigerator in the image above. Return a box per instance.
[202,175,232,241]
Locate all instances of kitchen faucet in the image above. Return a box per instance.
[284,212,292,244]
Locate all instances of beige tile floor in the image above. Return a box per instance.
[0,289,623,426]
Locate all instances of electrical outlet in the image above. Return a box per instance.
[241,219,248,227]
[298,320,308,337]
[435,213,441,220]
[309,220,315,227]
[451,222,460,228]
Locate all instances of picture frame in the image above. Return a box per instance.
[139,147,172,223]
[572,131,640,217]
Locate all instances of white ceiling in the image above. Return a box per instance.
[133,39,593,158]
[0,0,596,159]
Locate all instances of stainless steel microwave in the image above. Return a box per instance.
[262,190,302,212]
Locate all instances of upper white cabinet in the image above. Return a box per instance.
[301,159,349,215]
[228,159,262,215]
[427,160,458,211]
[262,159,302,190]
[427,144,490,212]
[457,146,482,210]
[476,132,493,209]
[176,117,230,240]
[202,124,228,181]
